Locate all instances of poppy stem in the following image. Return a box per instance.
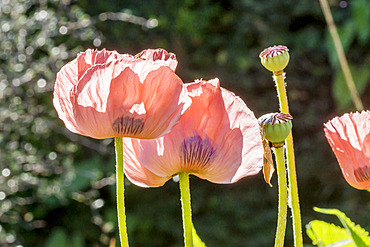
[318,0,364,111]
[115,137,129,247]
[273,146,288,247]
[179,172,193,247]
[273,72,303,247]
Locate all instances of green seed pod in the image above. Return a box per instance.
[258,112,293,145]
[259,45,290,73]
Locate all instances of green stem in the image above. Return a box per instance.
[115,137,129,247]
[273,72,303,247]
[273,146,288,247]
[179,172,193,247]
[318,0,364,111]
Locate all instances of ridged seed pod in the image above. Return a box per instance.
[258,112,293,145]
[259,45,290,73]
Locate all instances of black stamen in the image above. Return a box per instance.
[180,135,216,170]
[112,116,144,136]
[354,166,370,183]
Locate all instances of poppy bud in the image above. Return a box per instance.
[258,112,293,146]
[259,45,290,73]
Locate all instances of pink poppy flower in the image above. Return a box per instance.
[53,48,190,139]
[324,111,370,190]
[123,78,264,187]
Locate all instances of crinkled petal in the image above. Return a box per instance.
[53,59,85,135]
[123,138,171,187]
[136,131,186,178]
[222,87,264,182]
[70,57,189,139]
[135,48,178,71]
[123,78,263,187]
[363,133,370,158]
[187,82,263,183]
[324,110,370,190]
[54,49,128,136]
[77,48,131,80]
[138,67,191,138]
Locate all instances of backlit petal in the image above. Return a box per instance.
[54,48,189,139]
[123,138,170,187]
[324,110,370,190]
[53,59,84,135]
[77,49,130,80]
[123,78,264,187]
[135,48,178,71]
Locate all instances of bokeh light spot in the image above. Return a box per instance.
[59,26,68,35]
[37,79,47,88]
[2,168,11,177]
[48,152,57,160]
[92,199,105,209]
[339,1,348,8]
[0,192,6,200]
[36,10,48,21]
[93,38,102,47]
[24,212,34,222]
[6,234,15,243]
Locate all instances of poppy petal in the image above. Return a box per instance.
[54,48,189,139]
[123,78,264,187]
[324,111,370,190]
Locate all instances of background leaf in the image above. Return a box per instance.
[332,64,370,111]
[352,0,370,44]
[314,208,370,247]
[44,228,68,247]
[306,220,354,247]
[43,228,84,247]
[193,223,206,247]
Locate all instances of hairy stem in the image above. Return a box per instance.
[273,146,288,247]
[179,172,193,247]
[115,137,129,247]
[273,72,303,247]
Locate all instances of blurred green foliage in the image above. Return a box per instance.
[307,208,370,247]
[306,220,354,247]
[0,0,369,246]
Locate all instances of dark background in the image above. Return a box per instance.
[0,0,369,246]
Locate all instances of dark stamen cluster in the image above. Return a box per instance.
[354,166,370,183]
[113,116,144,136]
[180,135,216,170]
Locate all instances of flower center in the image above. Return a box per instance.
[354,166,370,183]
[112,116,144,136]
[180,135,216,170]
